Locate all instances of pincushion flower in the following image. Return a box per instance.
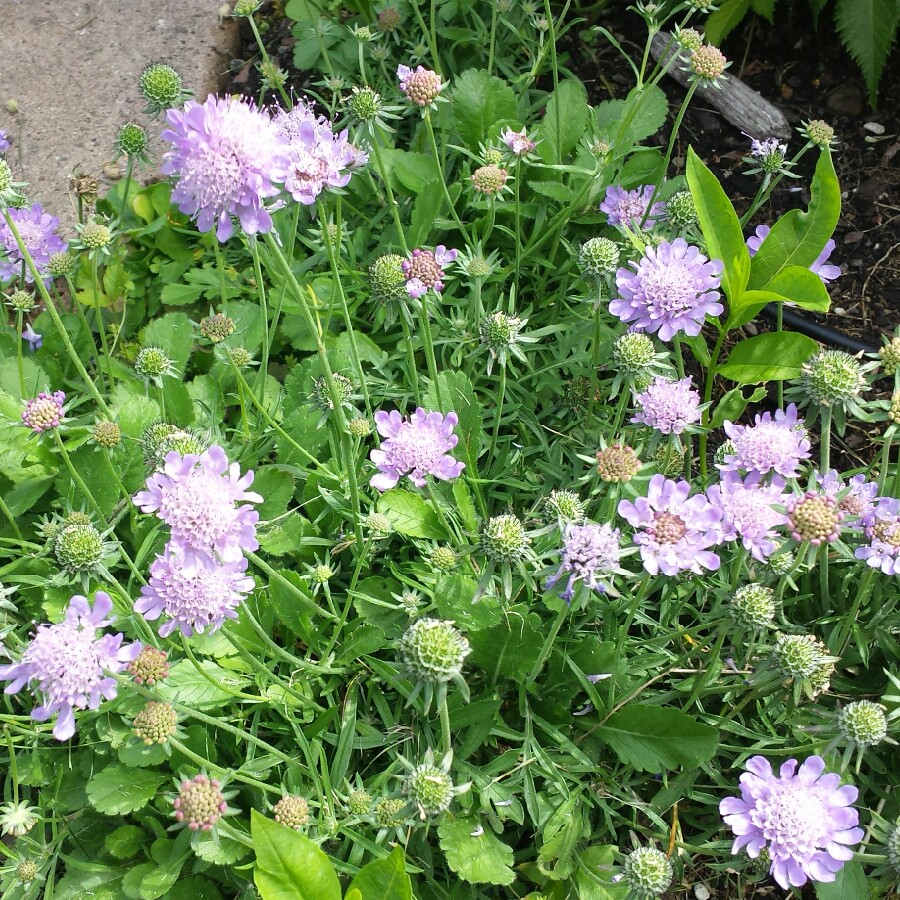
[21,391,65,433]
[718,404,811,479]
[0,130,9,154]
[402,246,457,299]
[855,498,900,574]
[137,547,255,637]
[610,238,724,341]
[397,64,444,108]
[817,470,880,530]
[22,323,42,350]
[748,224,841,283]
[706,471,789,562]
[501,127,536,156]
[132,445,262,574]
[160,94,291,242]
[273,100,367,205]
[720,755,863,889]
[599,185,665,229]
[631,376,701,435]
[369,408,464,490]
[0,203,67,285]
[618,474,722,576]
[0,592,140,740]
[545,522,622,601]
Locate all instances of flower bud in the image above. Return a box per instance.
[172,774,227,831]
[116,122,150,159]
[91,420,122,448]
[838,700,888,748]
[399,618,470,684]
[47,251,75,277]
[140,63,188,115]
[347,86,382,123]
[369,254,408,305]
[430,545,457,571]
[273,794,310,829]
[133,701,177,744]
[480,514,531,563]
[54,523,104,576]
[471,164,508,196]
[730,583,776,630]
[665,190,698,228]
[578,237,619,276]
[134,347,176,381]
[690,44,728,81]
[128,646,170,685]
[348,789,372,815]
[404,760,455,817]
[596,445,641,482]
[199,312,236,343]
[621,846,673,898]
[798,350,865,407]
[544,489,587,523]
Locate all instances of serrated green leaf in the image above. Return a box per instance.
[451,69,518,149]
[438,815,516,886]
[597,705,719,773]
[104,825,147,860]
[539,79,589,162]
[469,608,543,680]
[141,312,193,372]
[347,847,413,900]
[166,877,225,900]
[251,809,342,900]
[835,0,900,105]
[704,0,752,44]
[595,85,668,153]
[86,765,164,815]
[193,831,252,864]
[718,332,820,384]
[423,370,482,477]
[813,859,867,900]
[377,489,445,538]
[158,659,247,709]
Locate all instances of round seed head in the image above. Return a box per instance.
[887,820,900,873]
[365,512,392,535]
[691,44,728,80]
[128,646,170,685]
[563,376,593,411]
[675,27,704,51]
[430,545,457,571]
[347,789,372,815]
[612,332,656,374]
[377,6,401,31]
[480,311,522,352]
[838,700,888,748]
[16,860,38,884]
[471,164,508,196]
[798,350,865,407]
[200,313,235,343]
[594,445,639,482]
[0,159,11,194]
[369,254,408,304]
[713,439,737,467]
[311,374,353,411]
[654,444,685,477]
[480,514,531,563]
[666,190,698,227]
[7,290,36,312]
[621,846,674,898]
[482,146,504,166]
[140,63,187,115]
[173,774,227,831]
[400,618,470,683]
[764,547,795,576]
[404,762,455,817]
[374,797,406,826]
[579,237,619,276]
[889,392,900,424]
[773,633,831,681]
[116,122,150,158]
[348,416,372,437]
[70,171,101,202]
[54,523,104,575]
[311,564,333,584]
[79,220,112,250]
[47,251,75,277]
[91,420,122,448]
[273,795,310,829]
[347,86,382,123]
[133,701,177,744]
[689,0,716,9]
[544,489,587,523]
[63,511,92,527]
[730,583,776,630]
[803,119,836,148]
[134,347,175,381]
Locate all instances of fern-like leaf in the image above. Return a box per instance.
[834,0,900,106]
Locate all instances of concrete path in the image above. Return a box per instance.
[0,0,237,229]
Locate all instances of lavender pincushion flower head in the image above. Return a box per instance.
[137,547,255,637]
[0,203,67,285]
[544,522,622,602]
[132,444,262,574]
[718,403,811,479]
[397,64,444,109]
[160,93,291,242]
[748,224,841,284]
[610,238,724,341]
[0,591,140,741]
[855,497,900,574]
[22,323,42,351]
[720,755,864,889]
[501,127,536,157]
[817,470,880,530]
[402,246,457,299]
[617,474,723,576]
[632,375,702,436]
[706,471,789,562]
[0,130,9,154]
[369,408,464,491]
[599,185,665,229]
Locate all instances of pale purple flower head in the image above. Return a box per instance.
[0,203,67,285]
[720,755,863,890]
[750,137,787,158]
[610,238,724,341]
[137,546,255,637]
[160,94,291,242]
[632,376,701,435]
[748,224,841,283]
[22,323,42,351]
[273,100,366,206]
[599,185,665,229]
[501,127,535,156]
[22,391,65,433]
[0,591,140,741]
[397,64,444,107]
[369,408,464,491]
[617,474,722,576]
[719,404,811,479]
[854,497,900,574]
[402,246,457,299]
[0,130,9,153]
[706,471,789,562]
[817,470,880,529]
[545,522,621,601]
[132,445,262,574]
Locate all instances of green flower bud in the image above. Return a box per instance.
[54,523,104,575]
[480,514,531,563]
[140,63,188,116]
[273,795,310,829]
[621,847,673,898]
[133,701,177,744]
[399,618,470,685]
[578,237,619,276]
[838,700,888,748]
[730,583,776,630]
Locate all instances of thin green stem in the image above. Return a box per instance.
[118,157,135,220]
[418,301,444,409]
[90,254,113,390]
[247,236,270,408]
[247,14,292,108]
[399,314,422,405]
[247,550,338,622]
[0,493,23,541]
[15,310,25,396]
[529,602,569,682]
[368,133,409,253]
[424,113,470,245]
[410,0,440,72]
[489,364,507,459]
[487,0,499,77]
[439,694,452,756]
[180,635,267,703]
[168,737,281,796]
[699,328,729,480]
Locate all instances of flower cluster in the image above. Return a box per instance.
[545,522,622,600]
[600,184,665,229]
[0,203,67,285]
[632,376,702,435]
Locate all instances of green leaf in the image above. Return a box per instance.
[597,705,719,773]
[704,0,752,44]
[251,809,342,900]
[718,332,820,384]
[469,608,543,681]
[748,151,841,291]
[377,489,445,538]
[539,79,589,162]
[451,69,518,149]
[347,847,413,900]
[105,825,147,860]
[594,85,668,152]
[686,147,749,305]
[158,659,246,709]
[834,0,900,105]
[86,765,164,815]
[727,266,830,329]
[141,312,193,372]
[438,815,516,886]
[408,181,443,246]
[813,860,868,900]
[253,466,296,521]
[709,385,768,429]
[576,845,629,900]
[750,0,776,21]
[423,371,482,475]
[166,877,225,900]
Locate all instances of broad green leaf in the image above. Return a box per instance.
[620,148,666,189]
[438,815,516,886]
[813,859,867,900]
[424,371,482,476]
[253,466,296,521]
[539,79,589,162]
[727,266,830,329]
[835,0,900,105]
[576,845,629,900]
[347,847,413,900]
[469,608,543,681]
[748,151,841,291]
[159,659,247,709]
[104,825,147,860]
[408,181,443,246]
[434,574,501,632]
[594,84,668,153]
[704,0,752,44]
[718,332,820,384]
[141,312,193,372]
[86,765,164,815]
[451,69,518,150]
[268,569,317,642]
[750,0,776,20]
[709,385,768,429]
[167,877,225,900]
[686,147,749,305]
[377,489,445,538]
[251,809,342,900]
[597,705,719,773]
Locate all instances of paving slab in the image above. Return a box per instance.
[0,0,238,230]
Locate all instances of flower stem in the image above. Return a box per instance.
[168,736,282,796]
[90,254,114,390]
[528,601,569,683]
[246,550,338,622]
[368,133,408,254]
[424,112,470,245]
[489,364,507,459]
[439,693,452,757]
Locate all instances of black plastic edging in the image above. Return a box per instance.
[760,304,878,354]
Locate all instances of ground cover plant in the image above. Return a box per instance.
[1,0,900,897]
